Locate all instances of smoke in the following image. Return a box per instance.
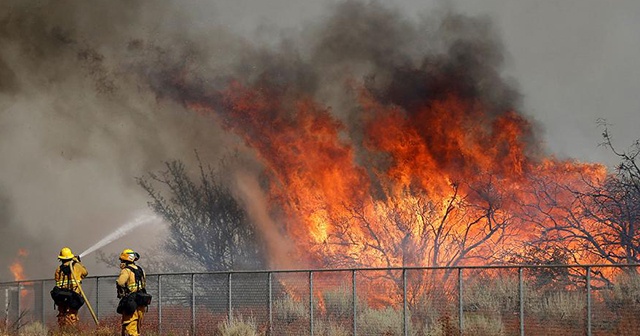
[0,0,542,278]
[0,1,244,279]
[234,172,294,270]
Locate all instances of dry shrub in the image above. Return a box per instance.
[419,313,460,336]
[312,319,350,336]
[411,290,458,332]
[607,272,640,308]
[436,313,459,336]
[93,315,121,335]
[529,291,585,323]
[420,315,447,336]
[321,287,356,319]
[46,327,119,336]
[216,316,258,336]
[422,324,444,336]
[463,275,520,314]
[93,325,120,336]
[408,296,438,335]
[462,315,505,336]
[274,296,307,325]
[356,306,415,335]
[17,322,47,336]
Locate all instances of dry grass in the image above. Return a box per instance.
[607,272,640,307]
[312,319,351,336]
[463,275,520,314]
[462,315,505,336]
[321,287,358,319]
[215,316,258,336]
[16,322,47,336]
[273,296,308,325]
[356,306,413,336]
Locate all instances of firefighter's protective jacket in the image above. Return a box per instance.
[54,259,88,294]
[116,263,145,297]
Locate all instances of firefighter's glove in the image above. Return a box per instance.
[117,285,126,298]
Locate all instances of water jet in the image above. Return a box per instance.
[79,213,158,258]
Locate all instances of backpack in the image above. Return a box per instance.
[116,265,152,314]
[50,263,85,310]
[127,265,152,306]
[116,293,137,315]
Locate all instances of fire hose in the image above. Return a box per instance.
[70,264,99,326]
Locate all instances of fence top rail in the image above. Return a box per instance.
[2,263,639,286]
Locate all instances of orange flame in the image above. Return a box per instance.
[8,262,25,282]
[169,61,609,304]
[179,79,610,274]
[9,249,30,299]
[9,248,28,281]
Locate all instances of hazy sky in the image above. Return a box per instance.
[452,0,640,164]
[1,0,638,280]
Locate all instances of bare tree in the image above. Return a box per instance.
[315,175,518,307]
[595,123,640,264]
[137,155,266,271]
[519,123,640,282]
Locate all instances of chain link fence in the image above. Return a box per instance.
[2,265,640,335]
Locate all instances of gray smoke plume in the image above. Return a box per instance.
[0,0,244,279]
[0,0,538,279]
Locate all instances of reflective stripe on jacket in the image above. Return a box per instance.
[116,264,146,294]
[55,279,82,287]
[54,260,88,294]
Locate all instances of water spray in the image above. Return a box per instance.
[79,213,158,258]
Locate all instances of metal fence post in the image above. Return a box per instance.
[228,273,232,322]
[352,269,357,336]
[191,273,196,336]
[158,275,162,335]
[403,268,408,336]
[309,271,314,336]
[41,280,45,325]
[586,266,592,336]
[4,287,9,325]
[17,282,21,321]
[4,288,8,328]
[268,272,273,336]
[95,277,99,320]
[519,267,524,336]
[458,268,463,335]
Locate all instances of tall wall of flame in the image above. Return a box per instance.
[141,2,606,269]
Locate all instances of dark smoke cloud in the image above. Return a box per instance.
[301,2,522,114]
[140,1,532,127]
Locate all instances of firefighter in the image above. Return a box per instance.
[116,248,149,336]
[53,247,88,329]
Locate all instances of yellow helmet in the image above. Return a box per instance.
[119,249,139,262]
[58,247,74,260]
